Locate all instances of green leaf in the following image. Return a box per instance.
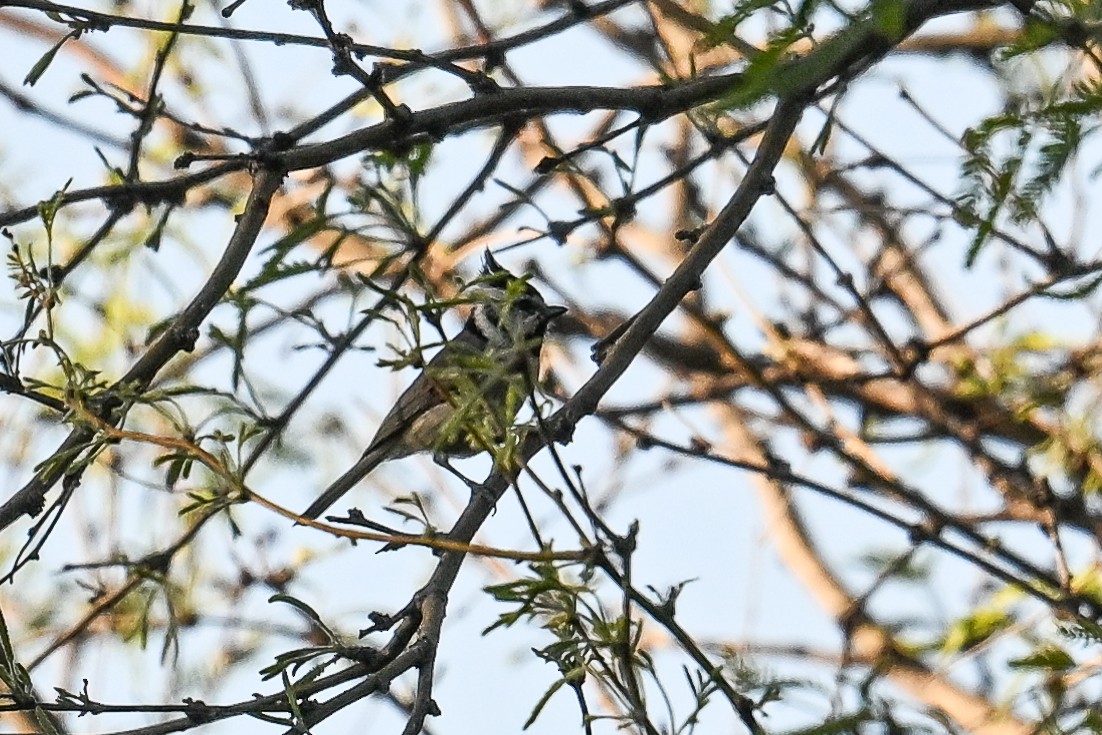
[37,179,73,240]
[23,29,81,87]
[241,214,327,293]
[407,141,433,179]
[1008,646,1075,671]
[699,0,776,50]
[268,594,340,644]
[714,24,807,110]
[522,677,568,729]
[1058,618,1102,644]
[941,608,1011,653]
[1041,273,1102,300]
[784,713,875,735]
[997,17,1062,60]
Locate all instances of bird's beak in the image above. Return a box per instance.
[545,305,568,321]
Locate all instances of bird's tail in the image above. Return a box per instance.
[300,447,388,521]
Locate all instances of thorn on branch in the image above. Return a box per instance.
[567,0,592,18]
[535,156,561,174]
[547,220,575,244]
[140,549,172,575]
[331,56,355,77]
[182,698,215,724]
[470,74,501,94]
[390,103,414,126]
[591,314,636,365]
[909,518,943,545]
[221,0,251,17]
[899,337,929,378]
[547,415,575,445]
[612,520,639,558]
[102,189,139,215]
[363,610,397,635]
[171,324,201,352]
[674,227,704,244]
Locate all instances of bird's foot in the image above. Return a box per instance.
[431,453,499,507]
[431,452,468,482]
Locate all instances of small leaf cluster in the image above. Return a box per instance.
[485,561,718,733]
[958,78,1102,265]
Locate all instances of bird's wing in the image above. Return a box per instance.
[361,328,484,456]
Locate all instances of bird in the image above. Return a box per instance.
[300,251,567,521]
